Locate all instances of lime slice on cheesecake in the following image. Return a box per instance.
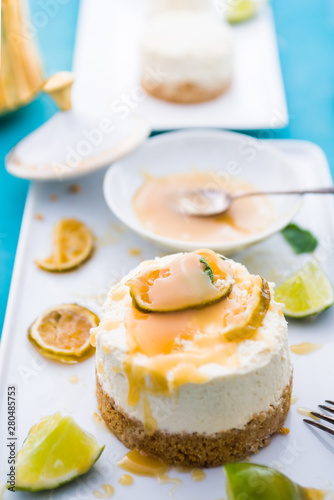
[127,249,271,344]
[225,463,322,500]
[127,250,234,312]
[15,413,104,491]
[226,0,257,24]
[274,259,334,318]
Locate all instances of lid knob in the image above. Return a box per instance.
[42,71,75,111]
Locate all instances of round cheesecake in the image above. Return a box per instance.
[140,11,233,104]
[92,250,292,466]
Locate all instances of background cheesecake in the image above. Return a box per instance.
[140,8,233,104]
[92,250,292,466]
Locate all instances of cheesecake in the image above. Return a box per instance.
[92,249,292,466]
[140,10,233,104]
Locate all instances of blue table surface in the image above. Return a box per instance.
[1,0,334,334]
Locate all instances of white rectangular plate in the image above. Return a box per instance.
[73,0,288,130]
[1,140,334,499]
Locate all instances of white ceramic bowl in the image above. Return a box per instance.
[103,129,303,254]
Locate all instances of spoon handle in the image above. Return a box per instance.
[234,187,334,200]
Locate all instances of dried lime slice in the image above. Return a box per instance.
[28,304,99,363]
[128,250,234,313]
[15,413,104,491]
[274,259,334,318]
[222,275,271,342]
[36,218,94,272]
[225,463,323,500]
[226,0,257,24]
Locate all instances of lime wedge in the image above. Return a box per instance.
[225,463,321,500]
[16,413,104,491]
[226,0,257,24]
[274,259,334,318]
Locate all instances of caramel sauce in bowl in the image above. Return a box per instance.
[134,172,274,244]
[103,130,303,255]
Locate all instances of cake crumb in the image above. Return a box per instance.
[50,194,58,202]
[68,375,79,384]
[128,247,142,257]
[68,183,82,194]
[92,411,109,431]
[245,456,250,462]
[93,411,102,422]
[35,213,44,220]
[280,427,290,435]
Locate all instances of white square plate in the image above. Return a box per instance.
[73,0,288,130]
[0,140,334,499]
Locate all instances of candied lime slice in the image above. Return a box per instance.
[225,463,323,500]
[128,250,234,313]
[222,275,271,342]
[16,413,104,491]
[274,259,334,318]
[227,0,257,24]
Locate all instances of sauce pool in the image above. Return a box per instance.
[133,171,273,243]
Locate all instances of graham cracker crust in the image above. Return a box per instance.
[96,375,292,467]
[142,79,231,104]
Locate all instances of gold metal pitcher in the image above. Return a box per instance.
[0,0,44,115]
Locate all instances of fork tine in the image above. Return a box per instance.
[324,400,334,406]
[318,405,334,414]
[304,419,334,436]
[311,411,334,425]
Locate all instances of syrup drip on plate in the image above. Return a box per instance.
[297,407,320,421]
[290,343,322,355]
[117,450,182,492]
[93,484,114,498]
[118,474,134,486]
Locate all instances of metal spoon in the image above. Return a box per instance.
[175,187,334,217]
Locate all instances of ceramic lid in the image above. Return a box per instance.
[5,72,150,182]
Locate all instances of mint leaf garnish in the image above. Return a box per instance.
[281,223,318,254]
[199,256,214,284]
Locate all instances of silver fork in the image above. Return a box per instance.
[304,400,334,436]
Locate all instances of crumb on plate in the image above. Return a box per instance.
[128,247,142,257]
[68,184,82,194]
